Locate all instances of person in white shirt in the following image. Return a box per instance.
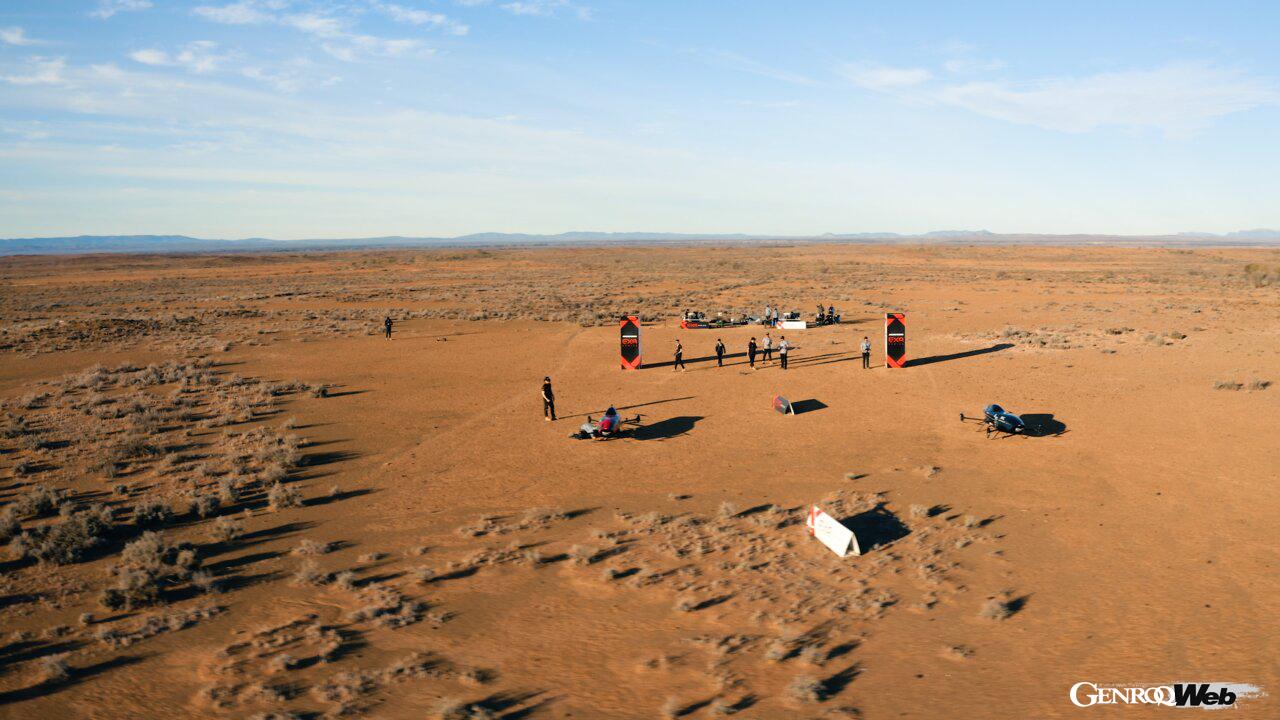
[860,336,871,369]
[762,333,773,364]
[778,336,791,370]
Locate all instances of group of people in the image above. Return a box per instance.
[542,332,877,426]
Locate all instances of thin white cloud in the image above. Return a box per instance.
[942,57,1005,74]
[194,2,428,62]
[705,50,819,87]
[500,0,590,19]
[373,2,469,35]
[129,49,170,66]
[91,0,154,19]
[0,27,45,47]
[841,63,932,91]
[192,1,281,25]
[937,62,1279,136]
[281,13,346,38]
[129,41,226,74]
[2,56,67,85]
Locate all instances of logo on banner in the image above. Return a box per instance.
[885,313,906,368]
[620,316,641,370]
[805,505,860,557]
[1067,681,1264,709]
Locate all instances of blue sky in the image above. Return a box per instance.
[1,1,1277,239]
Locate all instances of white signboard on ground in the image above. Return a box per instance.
[805,505,860,557]
[777,320,808,330]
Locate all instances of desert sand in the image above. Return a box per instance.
[0,243,1277,719]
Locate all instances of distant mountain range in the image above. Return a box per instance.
[0,229,1277,255]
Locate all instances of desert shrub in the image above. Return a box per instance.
[18,392,50,410]
[569,544,596,565]
[191,493,220,519]
[432,699,492,720]
[1243,262,1280,287]
[909,504,929,518]
[12,459,33,477]
[14,484,65,518]
[0,506,21,543]
[1248,379,1271,391]
[38,654,70,683]
[979,597,1015,620]
[1,413,28,439]
[217,478,241,503]
[117,434,162,459]
[209,516,242,543]
[261,462,289,486]
[1213,380,1243,391]
[787,674,825,703]
[292,559,330,587]
[99,531,200,609]
[133,497,174,528]
[13,505,114,564]
[267,483,303,511]
[293,539,332,556]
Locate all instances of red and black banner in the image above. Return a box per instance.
[620,316,641,370]
[885,313,906,368]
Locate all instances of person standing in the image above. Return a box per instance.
[383,316,393,339]
[747,337,758,368]
[860,336,871,369]
[763,304,771,327]
[541,376,556,421]
[674,339,686,371]
[762,333,773,365]
[779,336,791,370]
[715,338,725,367]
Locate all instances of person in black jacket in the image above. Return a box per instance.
[674,340,686,371]
[715,338,725,367]
[383,316,393,339]
[747,337,758,368]
[541,376,556,421]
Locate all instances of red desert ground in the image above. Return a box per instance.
[0,243,1277,718]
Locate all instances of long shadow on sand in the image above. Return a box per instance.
[904,343,1013,367]
[1021,413,1067,437]
[790,399,827,414]
[0,655,146,705]
[841,504,910,552]
[562,396,695,420]
[631,416,702,441]
[644,352,746,369]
